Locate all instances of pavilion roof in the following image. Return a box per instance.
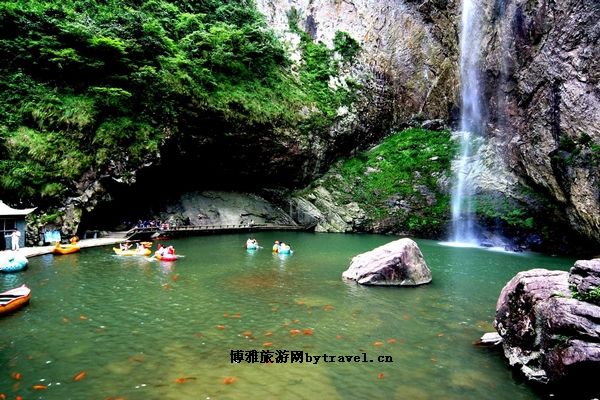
[0,200,36,216]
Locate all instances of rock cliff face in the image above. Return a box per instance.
[153,191,296,227]
[57,0,599,253]
[257,0,600,252]
[65,0,460,235]
[256,0,459,125]
[479,0,600,246]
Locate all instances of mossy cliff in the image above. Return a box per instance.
[289,128,455,238]
[1,0,599,254]
[0,0,459,238]
[289,127,592,254]
[0,0,398,234]
[270,0,600,253]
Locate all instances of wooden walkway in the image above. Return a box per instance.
[1,223,316,259]
[4,236,126,259]
[125,222,316,240]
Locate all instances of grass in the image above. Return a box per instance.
[301,128,456,237]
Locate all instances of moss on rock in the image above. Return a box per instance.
[292,127,456,237]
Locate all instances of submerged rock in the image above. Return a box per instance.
[494,262,600,394]
[342,238,432,286]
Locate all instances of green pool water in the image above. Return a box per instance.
[0,233,575,399]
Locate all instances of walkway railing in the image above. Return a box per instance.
[125,222,316,240]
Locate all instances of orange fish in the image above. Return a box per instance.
[0,393,6,400]
[32,384,48,390]
[322,305,335,311]
[73,371,87,381]
[11,372,22,380]
[223,312,230,317]
[16,396,23,400]
[292,319,300,324]
[373,341,384,347]
[264,332,273,337]
[223,376,237,384]
[431,357,437,363]
[194,332,204,338]
[242,331,253,337]
[377,373,385,379]
[336,335,344,339]
[302,329,313,335]
[232,313,241,318]
[171,274,180,282]
[437,333,444,337]
[63,317,70,323]
[289,329,301,336]
[175,377,192,384]
[162,283,172,290]
[387,338,397,344]
[271,307,278,312]
[217,325,225,330]
[262,342,273,347]
[79,315,88,320]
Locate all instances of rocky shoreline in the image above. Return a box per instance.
[494,259,600,397]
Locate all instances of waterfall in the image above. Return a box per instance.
[449,0,484,244]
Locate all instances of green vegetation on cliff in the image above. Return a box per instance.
[473,193,535,230]
[573,286,600,305]
[304,128,456,237]
[0,0,360,206]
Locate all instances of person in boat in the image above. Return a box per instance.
[246,238,254,248]
[119,242,131,251]
[135,242,145,252]
[70,236,79,245]
[279,242,291,253]
[166,245,175,255]
[272,240,280,253]
[156,244,166,256]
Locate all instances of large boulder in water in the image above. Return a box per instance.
[342,238,432,286]
[494,260,600,395]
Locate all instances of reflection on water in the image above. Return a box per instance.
[0,233,574,399]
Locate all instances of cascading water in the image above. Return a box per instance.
[450,0,484,244]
